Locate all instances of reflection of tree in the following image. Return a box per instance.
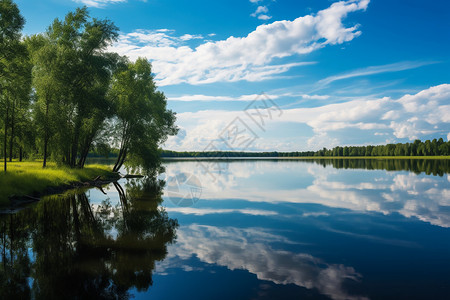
[303,158,449,176]
[0,214,32,299]
[0,175,178,299]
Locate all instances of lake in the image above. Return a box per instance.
[1,159,449,299]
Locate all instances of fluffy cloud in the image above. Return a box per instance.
[109,0,370,85]
[251,6,272,20]
[165,84,450,151]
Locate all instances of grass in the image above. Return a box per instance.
[0,161,114,206]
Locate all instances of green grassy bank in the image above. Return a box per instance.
[0,161,115,206]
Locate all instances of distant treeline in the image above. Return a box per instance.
[161,139,450,158]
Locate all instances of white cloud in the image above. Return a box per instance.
[251,6,272,20]
[164,84,450,151]
[73,0,126,8]
[252,5,269,16]
[258,14,272,20]
[168,93,280,101]
[299,94,330,100]
[109,0,370,86]
[318,61,437,86]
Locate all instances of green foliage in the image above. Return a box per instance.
[27,7,120,168]
[0,0,30,171]
[161,139,450,159]
[1,4,177,177]
[109,58,178,173]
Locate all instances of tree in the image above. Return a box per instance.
[0,0,26,171]
[6,45,31,162]
[26,34,60,167]
[343,146,349,156]
[109,58,178,173]
[29,7,119,168]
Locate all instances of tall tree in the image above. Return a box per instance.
[109,58,178,173]
[30,7,119,168]
[0,0,25,171]
[7,45,31,162]
[26,34,60,167]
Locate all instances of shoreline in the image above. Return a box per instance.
[162,156,450,161]
[2,173,121,214]
[0,162,121,210]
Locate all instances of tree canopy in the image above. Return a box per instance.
[0,3,178,173]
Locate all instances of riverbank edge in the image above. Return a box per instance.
[0,170,122,212]
[162,156,450,161]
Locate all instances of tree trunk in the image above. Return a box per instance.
[43,96,50,168]
[113,147,127,172]
[113,125,130,172]
[43,137,48,168]
[4,102,9,172]
[78,144,90,168]
[117,148,127,172]
[19,147,23,162]
[71,112,83,168]
[113,147,124,172]
[8,99,15,162]
[77,132,95,168]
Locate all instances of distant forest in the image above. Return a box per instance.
[161,139,450,158]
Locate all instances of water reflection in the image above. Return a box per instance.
[157,225,368,300]
[164,159,450,227]
[0,177,178,299]
[157,159,450,299]
[302,158,450,176]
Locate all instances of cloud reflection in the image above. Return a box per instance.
[165,207,278,216]
[163,161,450,227]
[156,225,368,300]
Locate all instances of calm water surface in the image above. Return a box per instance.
[1,159,449,299]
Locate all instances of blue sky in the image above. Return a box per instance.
[16,0,450,151]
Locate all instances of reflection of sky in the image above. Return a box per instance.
[145,160,450,299]
[154,225,368,300]
[162,160,450,227]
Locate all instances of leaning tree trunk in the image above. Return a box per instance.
[77,129,97,168]
[113,147,128,172]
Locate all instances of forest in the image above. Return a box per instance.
[0,1,177,173]
[161,138,450,158]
